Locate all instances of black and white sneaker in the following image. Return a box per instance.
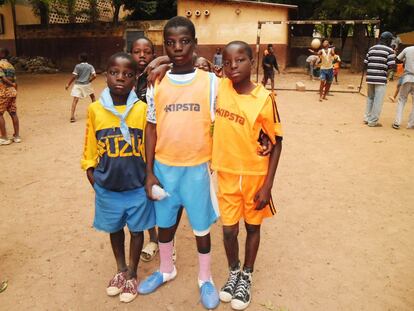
[231,269,252,310]
[219,262,241,302]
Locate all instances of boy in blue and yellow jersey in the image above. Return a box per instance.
[138,17,220,310]
[81,52,155,304]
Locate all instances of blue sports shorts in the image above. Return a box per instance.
[320,68,334,82]
[153,160,219,232]
[93,183,155,233]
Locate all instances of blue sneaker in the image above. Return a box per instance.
[199,279,220,309]
[138,266,177,295]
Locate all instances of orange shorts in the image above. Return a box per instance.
[217,171,276,226]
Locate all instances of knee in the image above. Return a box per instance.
[245,223,260,235]
[223,225,239,241]
[129,231,144,238]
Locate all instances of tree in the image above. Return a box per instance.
[28,0,51,26]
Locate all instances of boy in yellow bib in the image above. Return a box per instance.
[212,41,283,310]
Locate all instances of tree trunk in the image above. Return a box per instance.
[351,24,366,72]
[10,1,18,55]
[113,4,120,25]
[39,2,49,26]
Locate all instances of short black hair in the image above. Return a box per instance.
[107,52,138,73]
[164,16,196,39]
[267,44,273,48]
[79,52,88,62]
[0,48,10,58]
[130,36,155,53]
[224,41,253,60]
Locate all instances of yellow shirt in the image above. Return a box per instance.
[211,78,283,175]
[81,100,147,191]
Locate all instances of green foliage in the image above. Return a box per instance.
[124,0,176,20]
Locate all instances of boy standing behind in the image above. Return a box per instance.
[0,48,20,145]
[81,52,154,303]
[138,16,220,310]
[66,53,96,122]
[212,41,283,310]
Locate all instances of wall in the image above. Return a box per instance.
[16,21,166,71]
[178,0,293,69]
[15,4,40,25]
[0,3,16,55]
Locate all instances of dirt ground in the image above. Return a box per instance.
[0,71,413,311]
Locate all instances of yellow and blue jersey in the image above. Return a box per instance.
[81,100,147,192]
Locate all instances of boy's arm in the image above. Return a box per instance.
[89,73,97,83]
[1,76,16,87]
[145,123,159,199]
[144,86,160,199]
[145,55,171,74]
[273,56,280,73]
[65,74,76,90]
[89,66,97,82]
[254,141,282,210]
[254,95,283,210]
[81,107,98,186]
[0,69,16,87]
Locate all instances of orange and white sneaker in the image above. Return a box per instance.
[106,271,127,296]
[120,278,138,303]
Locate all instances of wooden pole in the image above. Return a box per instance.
[256,22,262,83]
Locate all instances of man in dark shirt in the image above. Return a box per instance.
[262,44,280,93]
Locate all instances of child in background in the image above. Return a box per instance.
[138,16,220,310]
[333,53,341,83]
[212,41,283,310]
[195,56,213,72]
[318,39,335,101]
[81,52,154,303]
[66,53,96,122]
[0,48,20,145]
[306,54,320,81]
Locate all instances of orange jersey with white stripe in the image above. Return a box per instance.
[211,78,283,175]
[153,69,213,166]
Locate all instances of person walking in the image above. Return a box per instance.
[363,31,396,127]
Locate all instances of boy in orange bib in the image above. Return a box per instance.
[211,41,283,310]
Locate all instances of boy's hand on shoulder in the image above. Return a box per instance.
[147,64,170,87]
[145,172,161,200]
[254,184,272,210]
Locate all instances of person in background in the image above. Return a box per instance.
[306,54,320,81]
[0,48,20,145]
[363,31,396,127]
[333,53,341,84]
[392,45,414,129]
[262,44,280,94]
[65,53,96,122]
[213,47,223,68]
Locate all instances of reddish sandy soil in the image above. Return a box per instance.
[0,72,413,311]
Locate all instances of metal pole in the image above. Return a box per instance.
[256,22,262,83]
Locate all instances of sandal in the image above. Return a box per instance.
[0,280,8,293]
[70,117,76,123]
[140,241,159,262]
